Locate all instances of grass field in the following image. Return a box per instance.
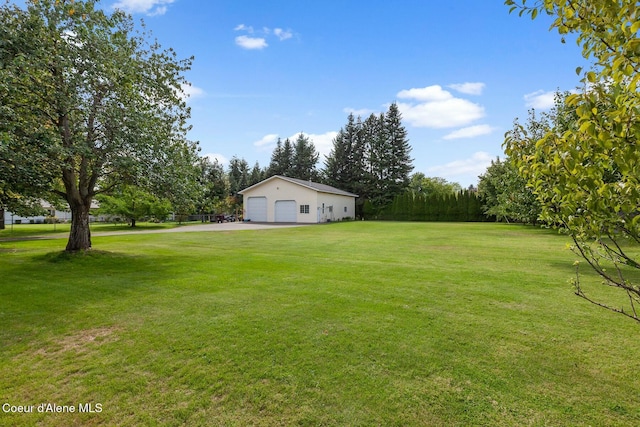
[1,222,639,426]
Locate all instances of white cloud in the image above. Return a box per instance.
[442,124,495,140]
[397,99,485,129]
[524,90,555,109]
[448,82,485,96]
[274,28,293,41]
[234,24,253,32]
[235,35,268,50]
[203,153,229,166]
[427,152,493,178]
[396,85,485,129]
[253,134,280,150]
[234,24,294,49]
[112,0,174,16]
[397,85,453,102]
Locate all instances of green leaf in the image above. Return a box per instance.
[531,8,538,20]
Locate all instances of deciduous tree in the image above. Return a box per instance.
[0,0,198,250]
[96,185,171,227]
[505,0,640,322]
[409,173,462,199]
[477,156,540,224]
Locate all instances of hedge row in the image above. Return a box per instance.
[366,191,492,222]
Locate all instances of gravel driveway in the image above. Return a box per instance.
[94,221,306,236]
[0,222,306,241]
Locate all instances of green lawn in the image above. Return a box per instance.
[1,222,639,426]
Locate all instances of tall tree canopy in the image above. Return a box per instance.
[291,133,319,181]
[324,113,368,196]
[267,138,293,177]
[324,104,413,214]
[0,0,198,251]
[227,156,250,197]
[266,134,319,181]
[505,0,640,322]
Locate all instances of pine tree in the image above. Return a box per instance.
[324,113,365,191]
[323,128,348,186]
[384,103,414,197]
[364,112,387,208]
[323,106,413,218]
[249,162,264,186]
[364,104,413,210]
[228,157,250,196]
[267,138,294,177]
[291,133,319,181]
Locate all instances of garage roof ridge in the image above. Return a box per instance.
[239,175,358,197]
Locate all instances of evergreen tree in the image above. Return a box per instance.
[363,104,413,210]
[291,133,319,181]
[228,157,250,196]
[384,103,414,198]
[323,128,348,185]
[324,113,365,190]
[323,106,413,217]
[267,138,293,177]
[249,162,264,186]
[363,112,387,208]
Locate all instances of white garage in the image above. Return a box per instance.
[239,175,357,224]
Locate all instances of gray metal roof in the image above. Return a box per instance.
[239,175,358,197]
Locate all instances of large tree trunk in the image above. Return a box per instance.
[0,208,4,230]
[66,200,92,251]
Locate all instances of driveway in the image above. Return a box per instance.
[93,221,306,236]
[0,222,307,242]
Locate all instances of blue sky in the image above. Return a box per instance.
[22,0,589,186]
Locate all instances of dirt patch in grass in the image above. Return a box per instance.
[33,326,121,356]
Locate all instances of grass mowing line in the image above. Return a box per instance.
[1,222,639,426]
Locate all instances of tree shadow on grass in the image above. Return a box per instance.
[0,249,176,348]
[34,249,134,263]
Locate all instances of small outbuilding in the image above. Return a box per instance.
[239,175,357,223]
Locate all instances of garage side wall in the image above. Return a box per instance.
[316,193,356,222]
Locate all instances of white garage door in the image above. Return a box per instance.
[246,197,267,222]
[274,200,297,223]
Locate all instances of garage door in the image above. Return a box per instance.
[246,197,267,222]
[274,200,297,223]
